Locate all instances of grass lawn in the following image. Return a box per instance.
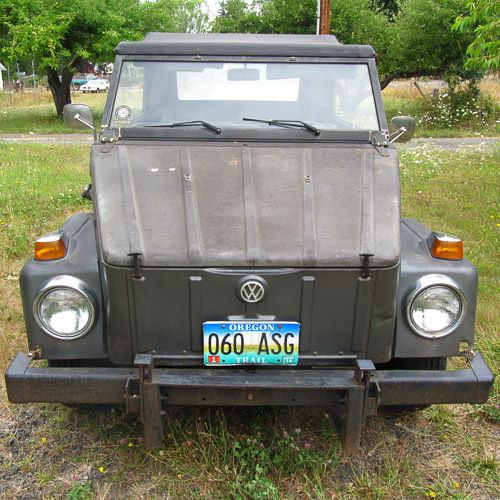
[0,143,498,498]
[0,91,105,134]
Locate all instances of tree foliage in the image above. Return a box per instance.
[372,0,399,16]
[212,0,477,89]
[212,0,317,33]
[381,0,476,86]
[212,0,262,33]
[212,0,390,54]
[452,0,499,71]
[259,0,316,34]
[0,0,207,115]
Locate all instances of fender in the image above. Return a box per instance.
[19,213,106,360]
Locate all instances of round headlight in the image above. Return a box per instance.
[34,276,96,340]
[406,275,465,339]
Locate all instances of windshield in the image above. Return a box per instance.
[110,61,379,131]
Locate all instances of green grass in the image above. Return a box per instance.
[0,91,106,134]
[0,144,498,498]
[0,144,90,261]
[383,94,427,122]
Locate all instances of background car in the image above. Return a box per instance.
[71,74,96,91]
[80,79,110,93]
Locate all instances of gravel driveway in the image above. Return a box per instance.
[0,133,93,145]
[404,136,498,151]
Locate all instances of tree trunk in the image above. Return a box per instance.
[379,73,398,91]
[47,67,73,117]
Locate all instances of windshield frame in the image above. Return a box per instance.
[102,54,387,142]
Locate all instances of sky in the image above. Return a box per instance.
[204,0,222,20]
[203,0,253,21]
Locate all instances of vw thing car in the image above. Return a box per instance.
[5,34,493,452]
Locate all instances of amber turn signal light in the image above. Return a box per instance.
[428,232,463,261]
[34,231,67,261]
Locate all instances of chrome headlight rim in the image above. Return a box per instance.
[406,274,466,339]
[33,275,97,341]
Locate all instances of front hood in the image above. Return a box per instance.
[91,141,400,268]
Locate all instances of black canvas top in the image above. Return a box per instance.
[116,33,376,58]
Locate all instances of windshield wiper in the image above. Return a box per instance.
[143,120,221,134]
[243,117,320,136]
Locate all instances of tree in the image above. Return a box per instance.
[213,0,391,82]
[371,0,399,16]
[380,0,476,88]
[452,0,500,71]
[214,0,390,45]
[258,0,317,34]
[212,0,477,89]
[329,0,390,59]
[212,0,262,33]
[0,0,207,116]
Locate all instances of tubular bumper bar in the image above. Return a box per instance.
[5,351,493,407]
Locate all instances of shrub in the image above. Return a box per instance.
[419,77,499,129]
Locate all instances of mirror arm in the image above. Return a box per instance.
[75,113,97,141]
[388,126,407,144]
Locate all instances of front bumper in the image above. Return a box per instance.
[6,351,493,407]
[5,351,493,452]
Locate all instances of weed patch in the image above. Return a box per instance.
[66,481,93,500]
[419,78,498,130]
[383,78,500,137]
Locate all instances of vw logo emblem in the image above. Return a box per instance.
[238,277,267,304]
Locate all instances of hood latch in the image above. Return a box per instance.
[128,252,144,280]
[359,253,374,279]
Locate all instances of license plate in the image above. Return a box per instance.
[203,321,300,366]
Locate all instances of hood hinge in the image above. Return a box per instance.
[100,127,121,144]
[369,131,390,157]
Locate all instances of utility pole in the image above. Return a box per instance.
[316,0,320,34]
[319,0,331,35]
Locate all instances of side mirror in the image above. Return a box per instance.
[63,104,96,140]
[389,115,415,143]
